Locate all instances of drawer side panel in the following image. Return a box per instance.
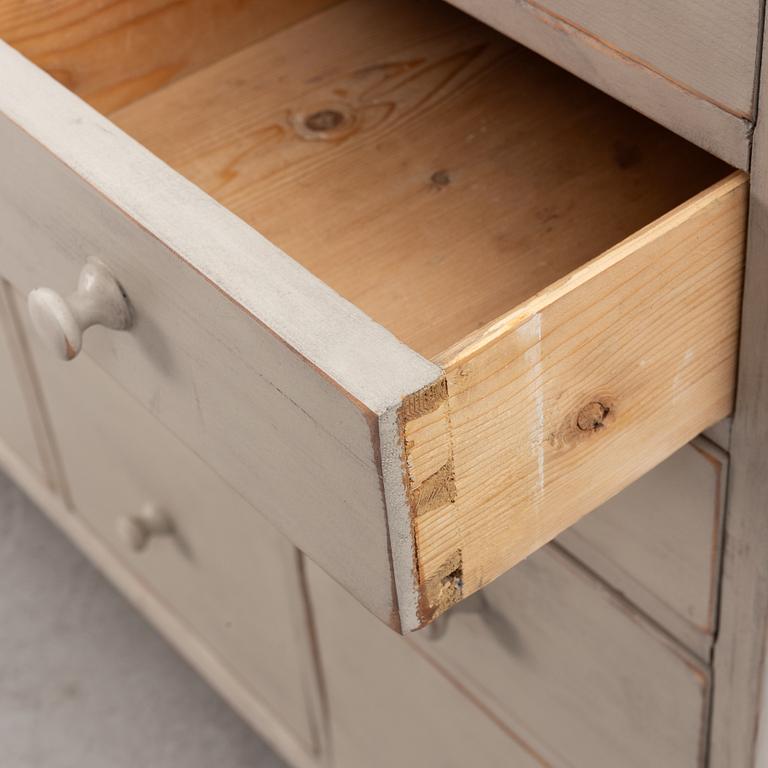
[404,173,747,626]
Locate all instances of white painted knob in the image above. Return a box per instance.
[27,261,132,361]
[116,505,173,552]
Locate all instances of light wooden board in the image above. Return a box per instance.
[112,0,729,361]
[26,328,322,757]
[305,558,543,768]
[710,5,768,765]
[0,40,441,632]
[416,544,710,768]
[0,0,340,113]
[402,174,746,624]
[0,437,323,768]
[557,437,728,660]
[444,0,754,168]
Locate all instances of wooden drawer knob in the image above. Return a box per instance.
[27,262,133,361]
[116,505,173,552]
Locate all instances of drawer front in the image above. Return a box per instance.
[0,281,46,481]
[558,437,727,658]
[416,545,709,767]
[453,0,760,117]
[306,559,543,768]
[447,0,759,167]
[0,41,440,632]
[25,326,320,756]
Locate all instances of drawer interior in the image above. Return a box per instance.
[3,0,731,361]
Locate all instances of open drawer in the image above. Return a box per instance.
[0,0,746,632]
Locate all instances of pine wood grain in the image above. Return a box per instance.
[0,0,339,113]
[111,0,729,361]
[404,173,746,623]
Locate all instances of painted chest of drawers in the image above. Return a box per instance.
[1,1,767,766]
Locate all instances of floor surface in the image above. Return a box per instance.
[0,469,288,768]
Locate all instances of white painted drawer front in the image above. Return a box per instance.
[27,335,320,757]
[416,545,709,768]
[0,52,434,634]
[517,0,760,118]
[558,437,727,658]
[0,0,745,632]
[306,560,543,768]
[446,0,759,167]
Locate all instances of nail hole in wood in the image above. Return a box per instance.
[430,169,451,188]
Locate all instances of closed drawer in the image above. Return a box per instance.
[306,559,544,768]
[417,545,710,767]
[446,0,760,167]
[558,436,727,658]
[23,315,320,759]
[0,0,746,632]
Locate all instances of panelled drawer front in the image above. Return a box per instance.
[558,437,727,658]
[416,545,709,768]
[25,325,319,755]
[305,560,543,768]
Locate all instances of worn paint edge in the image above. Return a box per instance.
[379,402,420,633]
[380,376,462,632]
[0,41,440,418]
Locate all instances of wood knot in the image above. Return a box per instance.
[419,551,463,626]
[305,109,344,132]
[290,103,356,141]
[550,396,615,450]
[576,401,611,432]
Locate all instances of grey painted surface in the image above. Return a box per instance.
[0,469,287,768]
